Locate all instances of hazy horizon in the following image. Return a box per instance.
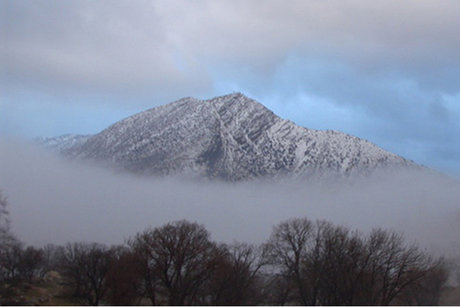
[1,138,459,259]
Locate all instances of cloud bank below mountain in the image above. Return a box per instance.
[1,139,459,258]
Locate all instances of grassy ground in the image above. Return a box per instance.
[3,274,460,305]
[441,285,460,305]
[0,272,80,306]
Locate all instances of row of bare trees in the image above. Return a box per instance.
[128,221,265,305]
[48,219,448,305]
[263,218,448,305]
[0,190,451,305]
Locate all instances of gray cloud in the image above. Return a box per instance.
[3,0,460,100]
[1,139,460,258]
[1,0,212,102]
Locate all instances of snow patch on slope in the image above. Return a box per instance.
[58,93,416,180]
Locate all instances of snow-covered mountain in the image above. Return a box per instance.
[57,93,416,181]
[36,134,92,152]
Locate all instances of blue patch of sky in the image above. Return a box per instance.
[171,50,188,73]
[209,52,460,176]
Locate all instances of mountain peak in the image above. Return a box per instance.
[62,93,414,181]
[204,92,257,107]
[212,92,247,100]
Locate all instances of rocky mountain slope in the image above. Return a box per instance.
[36,134,92,152]
[54,93,416,181]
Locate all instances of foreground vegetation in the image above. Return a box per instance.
[1,191,459,305]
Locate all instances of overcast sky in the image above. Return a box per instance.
[1,0,460,176]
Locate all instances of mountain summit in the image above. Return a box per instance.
[63,93,414,180]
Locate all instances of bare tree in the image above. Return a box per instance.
[305,222,365,305]
[0,191,10,239]
[18,246,44,282]
[59,242,112,305]
[397,259,448,305]
[261,272,295,306]
[207,242,264,305]
[263,217,316,305]
[0,191,23,285]
[130,220,218,305]
[264,217,440,306]
[130,237,160,305]
[0,239,23,283]
[105,246,144,305]
[357,229,435,305]
[39,244,65,280]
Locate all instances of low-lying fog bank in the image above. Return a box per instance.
[1,138,459,257]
